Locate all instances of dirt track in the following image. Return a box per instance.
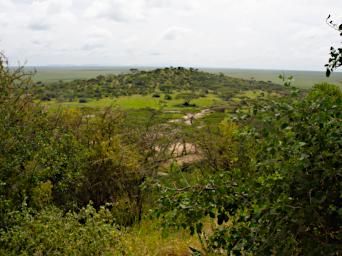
[168,108,212,125]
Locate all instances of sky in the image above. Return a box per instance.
[0,0,341,70]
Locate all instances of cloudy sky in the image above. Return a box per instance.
[0,0,341,70]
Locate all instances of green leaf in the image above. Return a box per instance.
[326,69,331,77]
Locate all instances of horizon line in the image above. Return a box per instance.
[15,65,341,73]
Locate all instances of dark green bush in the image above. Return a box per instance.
[164,94,172,100]
[79,98,88,103]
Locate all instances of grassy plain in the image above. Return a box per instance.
[204,68,342,89]
[28,67,151,83]
[42,93,225,111]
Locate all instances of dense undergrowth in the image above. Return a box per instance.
[0,53,341,255]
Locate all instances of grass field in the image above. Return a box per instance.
[28,66,342,89]
[43,93,225,111]
[27,67,152,83]
[204,68,342,89]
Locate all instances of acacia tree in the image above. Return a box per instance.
[326,15,342,76]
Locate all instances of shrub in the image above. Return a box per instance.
[164,94,172,100]
[156,83,342,255]
[0,205,123,255]
[79,98,88,103]
[40,95,51,101]
[32,181,53,209]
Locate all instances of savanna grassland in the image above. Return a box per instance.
[1,53,341,256]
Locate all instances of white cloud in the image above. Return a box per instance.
[0,0,12,9]
[0,0,340,69]
[85,26,113,39]
[82,43,104,51]
[84,0,146,22]
[28,20,51,31]
[161,27,191,41]
[144,0,196,13]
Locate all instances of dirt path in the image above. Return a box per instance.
[168,108,212,125]
[160,109,213,167]
[183,109,212,125]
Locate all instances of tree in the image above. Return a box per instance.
[325,15,342,77]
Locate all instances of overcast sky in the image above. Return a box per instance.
[0,0,341,70]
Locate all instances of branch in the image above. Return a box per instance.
[326,15,341,31]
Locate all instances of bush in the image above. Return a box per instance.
[40,95,51,101]
[181,101,196,107]
[79,98,88,103]
[164,94,172,100]
[0,205,123,255]
[157,83,342,255]
[0,55,147,229]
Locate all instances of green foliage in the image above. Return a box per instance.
[2,50,342,255]
[194,120,239,172]
[156,83,342,255]
[32,181,53,209]
[164,94,172,100]
[0,55,148,229]
[326,15,342,77]
[309,82,342,101]
[0,205,122,255]
[278,73,294,87]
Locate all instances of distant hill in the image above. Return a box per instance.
[29,67,285,102]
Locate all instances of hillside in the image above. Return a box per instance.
[30,67,285,103]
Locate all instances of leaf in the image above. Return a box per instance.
[326,69,331,77]
[281,123,288,129]
[298,142,306,147]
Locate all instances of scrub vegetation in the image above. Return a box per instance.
[1,37,342,256]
